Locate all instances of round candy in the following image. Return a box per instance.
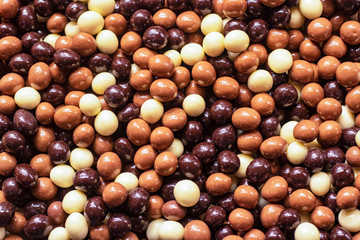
[77,11,104,35]
[174,180,200,207]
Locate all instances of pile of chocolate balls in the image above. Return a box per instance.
[1,0,360,239]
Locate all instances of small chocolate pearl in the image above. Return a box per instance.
[331,163,354,189]
[14,164,38,188]
[73,168,100,193]
[246,158,271,184]
[24,214,52,239]
[84,196,107,225]
[107,213,131,238]
[217,150,240,174]
[0,202,15,227]
[23,200,48,220]
[204,206,226,229]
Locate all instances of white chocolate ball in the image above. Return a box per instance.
[295,222,320,240]
[268,49,293,74]
[247,70,273,93]
[203,32,225,57]
[289,7,306,29]
[235,154,254,178]
[48,227,70,240]
[96,30,118,54]
[182,94,206,117]
[94,110,119,136]
[180,43,204,66]
[166,138,184,158]
[44,34,60,48]
[79,93,101,116]
[339,209,360,232]
[115,172,139,191]
[147,218,166,240]
[309,172,331,196]
[88,0,115,17]
[92,72,116,94]
[14,87,41,110]
[164,50,182,67]
[77,11,104,35]
[337,105,355,129]
[224,30,250,53]
[201,13,223,35]
[141,99,164,124]
[280,121,298,144]
[174,180,200,207]
[50,165,75,188]
[65,21,80,37]
[62,190,87,214]
[287,141,308,165]
[158,220,184,240]
[299,0,323,19]
[65,213,89,240]
[70,148,94,170]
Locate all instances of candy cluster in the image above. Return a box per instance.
[0,0,360,239]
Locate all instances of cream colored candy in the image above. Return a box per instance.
[92,72,116,94]
[94,110,118,136]
[96,30,118,54]
[166,138,184,158]
[299,0,323,19]
[88,0,115,17]
[289,80,302,102]
[44,34,61,48]
[229,174,239,193]
[164,50,182,67]
[79,94,101,116]
[287,141,308,165]
[65,212,89,240]
[115,172,139,191]
[141,99,164,124]
[339,209,360,232]
[289,7,305,29]
[0,228,5,240]
[295,222,320,240]
[62,190,87,214]
[224,30,249,53]
[50,165,75,188]
[280,121,298,144]
[258,194,270,208]
[65,21,80,37]
[247,70,273,93]
[309,172,331,196]
[235,154,254,178]
[201,13,223,35]
[48,227,70,240]
[182,94,206,117]
[337,105,355,129]
[356,131,360,147]
[70,148,94,170]
[267,49,293,74]
[174,180,200,207]
[222,18,231,34]
[130,63,141,76]
[14,87,41,110]
[180,43,204,66]
[305,138,322,150]
[77,11,104,35]
[158,220,184,240]
[203,32,225,57]
[227,51,240,61]
[147,218,166,240]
